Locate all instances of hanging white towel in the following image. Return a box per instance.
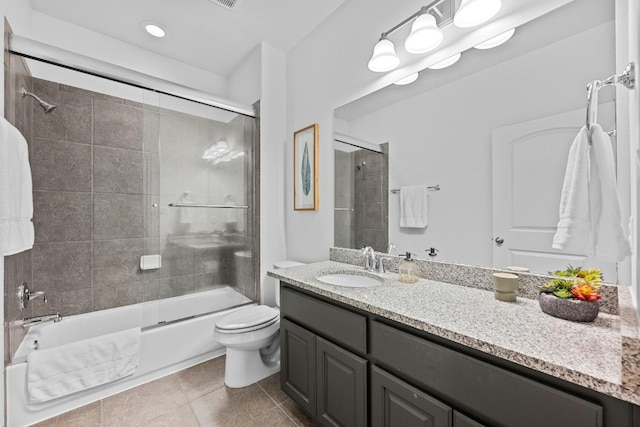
[400,185,428,228]
[178,191,194,225]
[589,124,631,262]
[26,327,141,403]
[552,126,593,254]
[0,117,34,256]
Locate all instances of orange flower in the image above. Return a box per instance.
[570,283,601,301]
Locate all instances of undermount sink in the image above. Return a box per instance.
[316,272,384,288]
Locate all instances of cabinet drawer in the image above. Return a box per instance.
[281,285,367,354]
[370,321,603,427]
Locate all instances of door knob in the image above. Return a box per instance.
[494,237,504,245]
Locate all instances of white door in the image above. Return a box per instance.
[492,104,618,282]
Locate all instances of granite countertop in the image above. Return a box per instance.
[268,260,640,405]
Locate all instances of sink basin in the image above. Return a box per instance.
[316,272,383,288]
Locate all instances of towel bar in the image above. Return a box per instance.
[390,185,440,194]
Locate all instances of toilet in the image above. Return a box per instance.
[214,260,304,388]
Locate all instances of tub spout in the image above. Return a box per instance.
[22,312,62,328]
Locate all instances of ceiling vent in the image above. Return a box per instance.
[209,0,241,10]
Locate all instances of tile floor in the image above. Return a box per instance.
[32,356,318,427]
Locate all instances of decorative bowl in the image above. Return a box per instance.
[538,292,599,322]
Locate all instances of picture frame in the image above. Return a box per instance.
[293,124,319,211]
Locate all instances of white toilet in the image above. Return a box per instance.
[214,260,304,388]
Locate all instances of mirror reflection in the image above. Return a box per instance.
[333,0,618,279]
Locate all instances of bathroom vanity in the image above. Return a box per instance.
[269,260,640,427]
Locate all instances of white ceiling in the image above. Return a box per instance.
[30,0,346,77]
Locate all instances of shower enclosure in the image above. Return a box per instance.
[4,43,260,363]
[333,138,389,252]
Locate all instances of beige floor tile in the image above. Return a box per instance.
[144,403,200,427]
[30,401,102,427]
[246,407,298,427]
[175,355,226,401]
[258,372,289,405]
[101,375,188,427]
[280,399,319,427]
[190,383,277,426]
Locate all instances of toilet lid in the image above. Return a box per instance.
[216,305,279,331]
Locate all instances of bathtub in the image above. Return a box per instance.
[6,286,253,427]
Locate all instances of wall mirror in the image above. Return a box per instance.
[333,0,622,281]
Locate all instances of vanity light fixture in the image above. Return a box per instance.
[453,0,502,28]
[368,37,400,72]
[428,52,462,69]
[393,73,419,85]
[368,0,503,73]
[404,13,443,54]
[473,28,515,49]
[144,23,166,38]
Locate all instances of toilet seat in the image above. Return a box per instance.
[215,305,279,334]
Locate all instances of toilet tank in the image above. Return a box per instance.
[273,260,304,306]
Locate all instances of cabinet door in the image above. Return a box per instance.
[281,318,316,417]
[453,411,485,427]
[371,366,452,427]
[317,336,367,427]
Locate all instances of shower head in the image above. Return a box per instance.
[21,88,57,114]
[356,161,366,170]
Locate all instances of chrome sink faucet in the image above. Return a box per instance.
[361,246,377,272]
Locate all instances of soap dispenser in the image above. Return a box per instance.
[398,252,419,284]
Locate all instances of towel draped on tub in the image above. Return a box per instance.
[26,327,141,403]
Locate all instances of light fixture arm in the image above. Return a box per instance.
[379,0,451,39]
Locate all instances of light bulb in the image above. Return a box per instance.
[454,0,502,28]
[144,23,166,38]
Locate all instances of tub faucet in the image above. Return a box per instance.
[22,312,62,328]
[361,246,377,272]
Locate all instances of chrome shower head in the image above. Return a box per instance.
[356,161,366,170]
[21,87,57,114]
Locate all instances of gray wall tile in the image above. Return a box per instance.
[94,282,143,311]
[30,138,92,192]
[94,194,144,240]
[33,191,92,243]
[94,239,143,287]
[32,241,92,292]
[32,79,92,143]
[94,98,143,151]
[94,146,143,194]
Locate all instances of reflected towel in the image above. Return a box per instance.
[400,185,428,228]
[552,126,593,254]
[0,117,34,255]
[589,124,631,262]
[27,327,141,403]
[178,192,194,224]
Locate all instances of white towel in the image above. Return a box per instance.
[400,185,428,228]
[26,327,141,403]
[552,126,593,254]
[0,117,34,255]
[178,192,194,225]
[589,124,631,262]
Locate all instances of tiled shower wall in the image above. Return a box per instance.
[334,145,389,253]
[4,57,259,362]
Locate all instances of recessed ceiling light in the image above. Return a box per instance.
[144,23,166,38]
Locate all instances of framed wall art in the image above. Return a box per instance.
[293,124,319,211]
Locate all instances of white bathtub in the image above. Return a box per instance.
[6,286,253,427]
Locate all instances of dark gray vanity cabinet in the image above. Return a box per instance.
[280,283,638,427]
[371,366,454,427]
[280,286,368,427]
